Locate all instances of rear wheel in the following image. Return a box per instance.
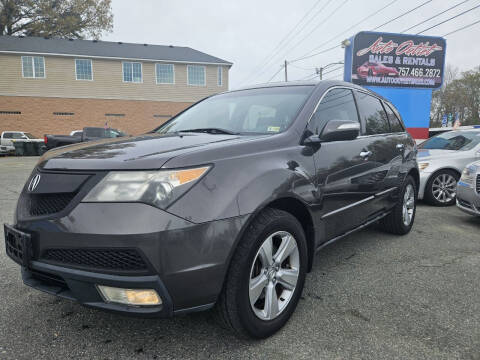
[216,208,307,339]
[425,170,459,206]
[378,175,416,235]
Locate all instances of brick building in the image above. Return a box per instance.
[0,36,232,136]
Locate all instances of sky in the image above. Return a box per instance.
[105,0,480,89]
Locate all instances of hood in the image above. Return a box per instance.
[417,148,459,161]
[39,132,244,170]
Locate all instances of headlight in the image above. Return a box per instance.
[460,166,476,187]
[418,162,429,171]
[83,166,210,209]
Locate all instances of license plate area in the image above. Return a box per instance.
[4,224,31,266]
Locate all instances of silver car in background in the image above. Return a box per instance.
[456,161,480,216]
[417,129,480,206]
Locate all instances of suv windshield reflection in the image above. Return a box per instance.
[420,131,480,151]
[155,86,314,135]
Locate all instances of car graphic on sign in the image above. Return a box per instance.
[356,61,399,79]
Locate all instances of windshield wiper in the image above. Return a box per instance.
[178,128,239,135]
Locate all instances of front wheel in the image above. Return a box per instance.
[425,170,459,206]
[378,175,417,235]
[216,208,307,339]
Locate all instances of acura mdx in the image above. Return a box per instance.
[4,81,418,338]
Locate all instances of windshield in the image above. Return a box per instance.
[155,86,314,135]
[420,131,480,151]
[24,133,36,139]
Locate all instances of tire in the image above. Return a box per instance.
[216,207,308,339]
[425,169,460,206]
[378,175,417,235]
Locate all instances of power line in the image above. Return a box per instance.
[282,0,350,57]
[372,0,434,31]
[266,66,285,83]
[248,0,349,85]
[241,0,324,83]
[291,0,399,63]
[240,0,333,85]
[442,18,480,36]
[401,0,472,33]
[416,3,480,34]
[290,0,434,65]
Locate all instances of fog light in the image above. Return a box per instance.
[97,285,162,306]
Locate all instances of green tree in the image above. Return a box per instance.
[0,0,113,39]
[431,65,480,127]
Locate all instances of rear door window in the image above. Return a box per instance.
[355,91,390,135]
[383,102,404,133]
[308,88,359,135]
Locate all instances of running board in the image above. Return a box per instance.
[315,210,390,253]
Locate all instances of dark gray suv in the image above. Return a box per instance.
[4,81,418,338]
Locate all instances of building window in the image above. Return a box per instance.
[105,113,125,117]
[217,66,223,86]
[155,63,174,84]
[0,111,21,114]
[75,59,93,80]
[123,62,142,83]
[22,56,45,78]
[53,112,74,116]
[187,65,206,86]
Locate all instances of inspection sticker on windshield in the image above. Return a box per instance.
[267,126,280,132]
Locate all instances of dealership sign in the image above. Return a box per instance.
[351,31,446,89]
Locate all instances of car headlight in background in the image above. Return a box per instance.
[418,162,429,171]
[83,166,210,209]
[459,165,477,187]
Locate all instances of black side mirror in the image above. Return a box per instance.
[320,119,360,142]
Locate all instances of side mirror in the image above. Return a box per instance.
[320,119,360,142]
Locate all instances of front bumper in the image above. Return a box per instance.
[8,202,249,316]
[456,182,480,216]
[23,261,173,317]
[418,170,432,200]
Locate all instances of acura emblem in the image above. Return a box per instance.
[28,174,41,192]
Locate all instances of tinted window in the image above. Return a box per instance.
[355,92,390,135]
[3,133,12,139]
[156,86,314,135]
[419,131,480,151]
[11,133,24,139]
[383,103,404,132]
[308,88,358,135]
[85,128,106,138]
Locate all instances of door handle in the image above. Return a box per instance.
[359,150,372,158]
[396,143,405,151]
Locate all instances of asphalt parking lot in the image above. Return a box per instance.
[0,156,479,360]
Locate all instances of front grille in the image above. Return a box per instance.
[476,175,480,194]
[28,192,76,216]
[41,248,148,272]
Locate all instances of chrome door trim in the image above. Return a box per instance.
[321,195,375,219]
[374,187,397,197]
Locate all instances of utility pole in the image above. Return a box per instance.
[315,67,323,80]
[284,60,288,82]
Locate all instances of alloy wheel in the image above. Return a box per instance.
[432,173,457,203]
[249,231,300,321]
[402,184,415,226]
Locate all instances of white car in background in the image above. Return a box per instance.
[0,131,44,154]
[417,129,480,206]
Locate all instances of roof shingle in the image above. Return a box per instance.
[0,35,232,65]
